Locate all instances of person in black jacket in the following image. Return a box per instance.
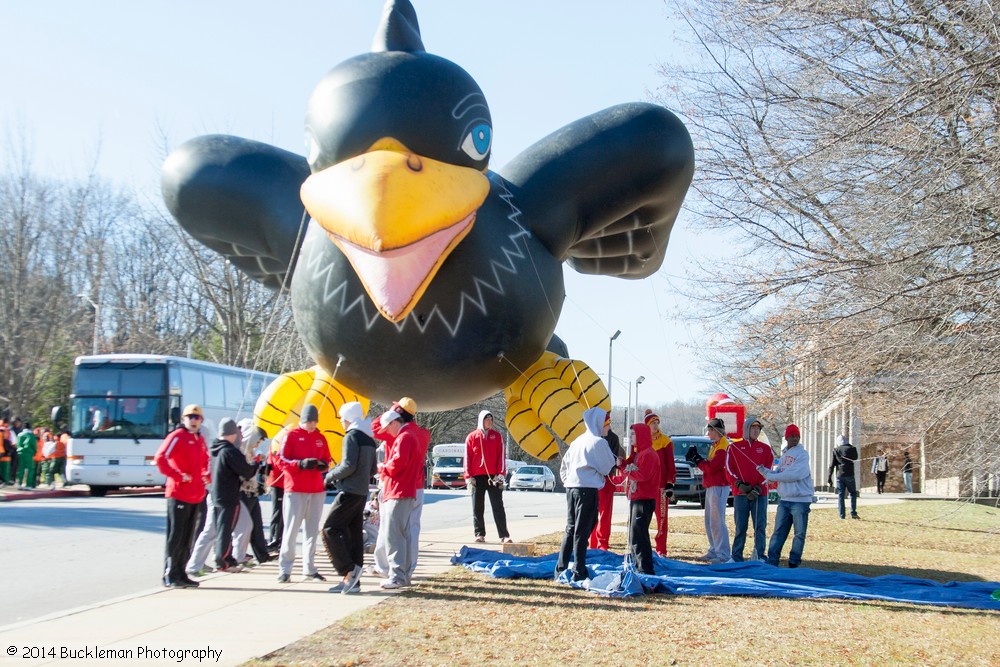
[828,435,860,520]
[211,418,260,572]
[322,402,378,594]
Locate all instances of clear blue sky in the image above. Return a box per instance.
[0,0,718,409]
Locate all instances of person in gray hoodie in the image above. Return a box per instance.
[555,407,617,581]
[211,418,260,573]
[322,401,377,594]
[757,424,814,568]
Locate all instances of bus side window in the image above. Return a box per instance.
[180,367,204,406]
[224,374,245,410]
[203,372,225,408]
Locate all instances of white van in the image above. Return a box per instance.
[431,443,466,490]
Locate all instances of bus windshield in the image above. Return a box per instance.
[70,363,169,440]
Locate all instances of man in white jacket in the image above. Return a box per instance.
[757,424,814,568]
[556,407,616,581]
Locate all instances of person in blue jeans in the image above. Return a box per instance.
[757,424,814,568]
[725,415,774,561]
[828,435,860,519]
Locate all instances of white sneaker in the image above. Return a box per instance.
[380,579,403,590]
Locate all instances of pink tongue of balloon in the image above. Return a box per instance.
[332,216,472,321]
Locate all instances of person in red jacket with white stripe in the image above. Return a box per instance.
[623,422,661,574]
[464,410,511,544]
[276,404,331,583]
[265,431,286,553]
[725,415,774,561]
[154,404,210,588]
[643,410,677,556]
[374,399,430,589]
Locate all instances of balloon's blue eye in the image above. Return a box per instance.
[461,124,491,161]
[305,131,320,166]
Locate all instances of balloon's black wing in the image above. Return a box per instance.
[162,135,311,289]
[499,103,694,278]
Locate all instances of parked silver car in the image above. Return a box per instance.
[509,465,557,492]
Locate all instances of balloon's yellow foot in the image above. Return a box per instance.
[504,352,610,461]
[253,365,368,462]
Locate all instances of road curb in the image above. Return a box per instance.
[0,488,88,502]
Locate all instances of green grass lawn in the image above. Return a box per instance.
[249,500,999,666]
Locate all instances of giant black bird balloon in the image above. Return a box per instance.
[162,0,694,460]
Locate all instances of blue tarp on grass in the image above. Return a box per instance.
[451,546,1000,610]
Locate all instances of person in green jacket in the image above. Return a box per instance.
[16,424,38,490]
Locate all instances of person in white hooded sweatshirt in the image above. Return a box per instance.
[758,424,814,568]
[556,407,617,581]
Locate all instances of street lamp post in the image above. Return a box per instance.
[608,330,621,403]
[78,293,100,355]
[634,375,645,425]
[625,380,631,434]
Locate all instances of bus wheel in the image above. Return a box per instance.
[89,485,110,497]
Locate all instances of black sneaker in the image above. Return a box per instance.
[304,572,326,582]
[180,577,201,588]
[277,573,290,583]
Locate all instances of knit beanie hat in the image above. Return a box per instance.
[300,404,319,424]
[643,409,659,425]
[219,418,239,437]
[784,424,800,439]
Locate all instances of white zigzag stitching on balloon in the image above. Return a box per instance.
[304,174,529,336]
[300,241,384,329]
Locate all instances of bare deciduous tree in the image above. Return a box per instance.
[659,0,1000,493]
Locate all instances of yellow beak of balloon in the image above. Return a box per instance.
[300,142,490,323]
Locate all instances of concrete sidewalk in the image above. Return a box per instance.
[0,490,916,666]
[0,512,570,667]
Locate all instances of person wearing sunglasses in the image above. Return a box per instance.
[154,404,210,588]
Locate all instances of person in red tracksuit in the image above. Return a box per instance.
[643,410,676,556]
[589,413,624,550]
[276,404,331,583]
[265,432,286,553]
[154,404,210,588]
[725,415,774,561]
[464,410,511,544]
[622,422,661,574]
[374,399,430,589]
